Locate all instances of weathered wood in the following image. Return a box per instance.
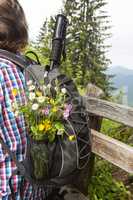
[85,84,104,195]
[86,83,104,98]
[74,84,104,195]
[85,96,133,127]
[91,129,133,173]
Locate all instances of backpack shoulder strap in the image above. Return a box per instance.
[0,49,45,86]
[0,49,27,70]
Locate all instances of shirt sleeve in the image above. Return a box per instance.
[0,69,4,105]
[0,60,27,197]
[0,70,8,197]
[0,69,6,163]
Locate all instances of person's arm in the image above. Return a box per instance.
[0,69,7,198]
[0,68,4,104]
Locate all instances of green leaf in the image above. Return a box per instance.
[54,122,65,131]
[48,133,55,143]
[30,126,38,134]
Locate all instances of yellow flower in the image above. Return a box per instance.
[50,99,55,105]
[52,107,58,113]
[36,91,42,97]
[45,124,52,131]
[38,124,45,131]
[68,135,76,141]
[43,119,52,132]
[12,88,18,96]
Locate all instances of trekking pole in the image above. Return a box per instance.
[50,14,68,70]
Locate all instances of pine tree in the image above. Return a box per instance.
[35,17,55,65]
[35,0,114,97]
[62,0,113,96]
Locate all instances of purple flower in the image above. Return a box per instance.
[42,107,49,115]
[63,110,70,120]
[63,104,72,120]
[64,104,72,112]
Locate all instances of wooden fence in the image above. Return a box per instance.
[85,96,133,174]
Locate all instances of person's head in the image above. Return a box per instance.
[0,0,28,53]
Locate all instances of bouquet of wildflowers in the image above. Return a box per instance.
[11,74,91,183]
[12,79,75,143]
[12,78,76,180]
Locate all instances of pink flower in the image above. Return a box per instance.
[64,104,72,112]
[42,108,49,115]
[63,110,70,120]
[63,104,72,120]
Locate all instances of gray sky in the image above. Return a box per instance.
[107,0,133,68]
[19,0,133,69]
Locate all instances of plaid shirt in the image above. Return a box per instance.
[0,58,48,199]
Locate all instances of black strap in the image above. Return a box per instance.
[0,136,18,164]
[0,49,44,86]
[0,49,27,70]
[25,51,41,65]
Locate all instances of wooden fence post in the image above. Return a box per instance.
[73,84,133,196]
[73,84,104,196]
[86,84,104,188]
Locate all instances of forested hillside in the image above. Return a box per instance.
[107,66,133,106]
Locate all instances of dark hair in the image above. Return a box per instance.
[0,0,28,53]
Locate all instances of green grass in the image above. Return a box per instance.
[89,158,131,200]
[88,119,132,200]
[101,119,133,145]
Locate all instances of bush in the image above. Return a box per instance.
[89,158,131,200]
[88,119,132,200]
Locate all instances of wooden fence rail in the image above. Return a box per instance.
[91,129,133,173]
[84,96,133,173]
[85,96,133,127]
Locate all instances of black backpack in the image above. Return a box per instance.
[0,49,91,199]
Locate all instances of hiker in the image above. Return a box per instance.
[0,1,91,199]
[0,0,35,199]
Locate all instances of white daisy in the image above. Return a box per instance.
[27,80,33,86]
[28,85,35,91]
[57,130,64,135]
[37,96,45,103]
[29,92,36,101]
[61,88,67,94]
[44,71,48,78]
[47,84,51,89]
[32,103,39,111]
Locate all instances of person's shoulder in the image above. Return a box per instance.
[0,57,16,69]
[0,57,17,83]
